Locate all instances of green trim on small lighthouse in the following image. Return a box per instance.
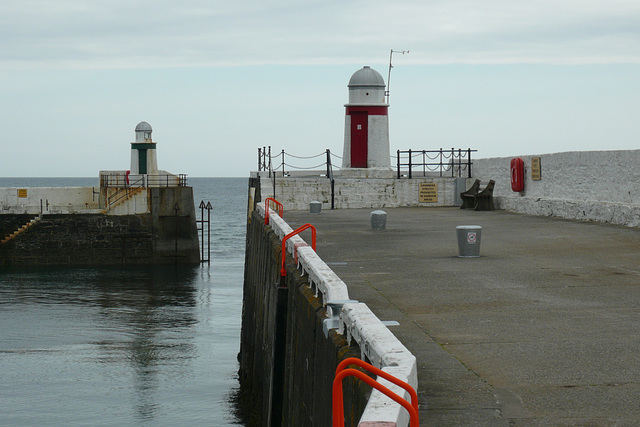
[131,143,157,150]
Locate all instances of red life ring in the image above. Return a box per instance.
[125,170,130,186]
[510,158,524,192]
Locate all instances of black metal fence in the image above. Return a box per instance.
[257,147,339,209]
[257,146,477,180]
[396,149,476,179]
[100,173,188,188]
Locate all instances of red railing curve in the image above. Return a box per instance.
[280,224,316,281]
[264,197,284,225]
[333,358,419,427]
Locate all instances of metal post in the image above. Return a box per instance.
[397,150,401,178]
[199,201,205,261]
[326,149,331,177]
[331,179,335,210]
[468,148,473,178]
[408,149,412,179]
[281,149,285,177]
[422,151,426,177]
[206,201,212,264]
[451,148,455,177]
[258,147,262,171]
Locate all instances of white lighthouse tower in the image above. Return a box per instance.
[342,66,391,174]
[130,121,158,176]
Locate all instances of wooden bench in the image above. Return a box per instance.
[460,179,481,209]
[460,179,495,211]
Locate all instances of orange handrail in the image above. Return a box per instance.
[333,358,419,427]
[281,224,316,280]
[264,197,284,225]
[336,358,418,415]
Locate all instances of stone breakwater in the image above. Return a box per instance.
[239,197,417,426]
[0,187,200,266]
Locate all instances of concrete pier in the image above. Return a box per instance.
[284,206,640,425]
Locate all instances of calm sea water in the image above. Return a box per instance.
[0,177,248,426]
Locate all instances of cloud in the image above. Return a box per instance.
[1,0,639,70]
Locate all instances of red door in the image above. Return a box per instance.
[350,112,368,168]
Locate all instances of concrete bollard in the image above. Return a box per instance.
[370,210,387,230]
[309,201,322,214]
[456,225,482,257]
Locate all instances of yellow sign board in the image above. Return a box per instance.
[419,183,438,203]
[531,157,542,181]
[17,189,27,198]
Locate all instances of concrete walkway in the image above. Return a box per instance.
[284,207,640,425]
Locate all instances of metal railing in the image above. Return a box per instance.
[258,146,342,178]
[106,176,145,209]
[258,146,477,180]
[396,148,476,179]
[258,147,340,208]
[103,174,188,209]
[264,198,284,225]
[333,357,419,427]
[100,173,188,188]
[197,200,212,263]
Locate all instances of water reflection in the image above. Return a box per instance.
[0,265,237,425]
[91,266,199,422]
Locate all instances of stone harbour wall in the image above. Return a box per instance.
[240,209,369,426]
[239,194,418,426]
[473,150,640,227]
[0,214,154,265]
[0,187,200,266]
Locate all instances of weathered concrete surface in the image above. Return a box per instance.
[285,207,640,425]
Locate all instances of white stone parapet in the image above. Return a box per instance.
[473,149,640,227]
[0,187,102,214]
[255,170,462,210]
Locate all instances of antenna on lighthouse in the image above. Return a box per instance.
[386,49,409,104]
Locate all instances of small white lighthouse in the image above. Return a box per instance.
[342,66,391,171]
[130,121,158,175]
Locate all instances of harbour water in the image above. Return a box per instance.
[0,177,247,425]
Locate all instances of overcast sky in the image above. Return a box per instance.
[1,0,639,177]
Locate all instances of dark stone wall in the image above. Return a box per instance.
[0,214,36,239]
[149,187,200,264]
[239,208,370,426]
[0,214,154,265]
[0,187,200,266]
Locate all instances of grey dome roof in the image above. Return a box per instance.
[135,121,152,132]
[348,66,385,88]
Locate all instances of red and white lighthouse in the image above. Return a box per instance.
[342,66,390,170]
